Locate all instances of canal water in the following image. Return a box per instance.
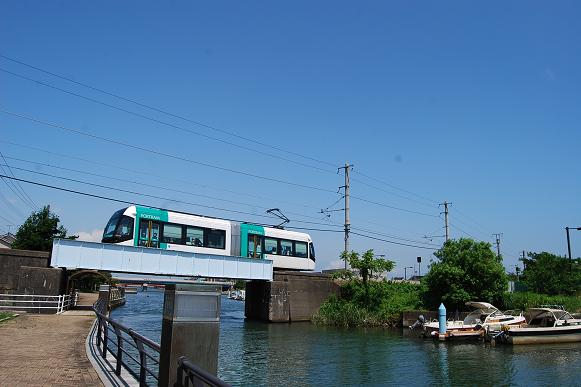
[111,290,581,386]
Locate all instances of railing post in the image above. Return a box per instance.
[113,325,123,376]
[102,321,108,359]
[96,316,102,347]
[129,329,148,386]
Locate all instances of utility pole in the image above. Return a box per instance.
[439,201,451,241]
[338,162,353,269]
[492,233,502,257]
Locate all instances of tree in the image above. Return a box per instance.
[341,249,395,303]
[421,238,508,310]
[521,252,580,295]
[11,205,77,251]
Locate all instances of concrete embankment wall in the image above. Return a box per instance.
[0,249,65,296]
[245,271,340,322]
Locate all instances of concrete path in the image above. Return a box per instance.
[0,311,103,386]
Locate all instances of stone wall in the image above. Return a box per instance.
[0,248,64,295]
[245,271,340,322]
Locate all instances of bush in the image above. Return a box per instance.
[501,292,581,313]
[312,280,423,327]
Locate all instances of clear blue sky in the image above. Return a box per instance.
[1,1,580,277]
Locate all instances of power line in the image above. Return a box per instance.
[0,61,334,173]
[0,109,338,194]
[0,150,37,209]
[0,163,36,210]
[0,140,321,211]
[0,174,443,251]
[350,195,439,218]
[3,155,444,247]
[350,231,438,250]
[351,176,437,209]
[352,170,438,205]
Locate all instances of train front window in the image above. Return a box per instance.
[295,242,308,258]
[310,243,316,261]
[115,216,134,242]
[103,211,122,239]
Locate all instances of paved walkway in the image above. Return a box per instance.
[0,295,103,387]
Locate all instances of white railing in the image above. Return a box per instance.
[0,292,78,314]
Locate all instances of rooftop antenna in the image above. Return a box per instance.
[266,208,290,229]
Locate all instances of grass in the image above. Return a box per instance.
[0,311,17,323]
[312,280,423,327]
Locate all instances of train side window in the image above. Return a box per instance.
[186,226,204,247]
[281,239,293,256]
[295,242,308,258]
[264,238,278,255]
[207,229,226,249]
[162,223,183,244]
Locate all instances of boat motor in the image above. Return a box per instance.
[409,315,425,330]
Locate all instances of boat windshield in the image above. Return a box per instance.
[463,308,499,325]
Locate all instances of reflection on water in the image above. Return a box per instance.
[111,290,581,386]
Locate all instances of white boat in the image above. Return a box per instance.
[422,302,526,338]
[494,307,581,345]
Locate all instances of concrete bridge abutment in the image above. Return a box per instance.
[245,271,340,322]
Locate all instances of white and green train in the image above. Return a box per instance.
[101,206,316,271]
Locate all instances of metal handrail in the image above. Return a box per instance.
[177,356,231,387]
[93,298,160,386]
[93,296,230,387]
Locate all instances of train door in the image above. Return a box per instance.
[247,234,263,259]
[138,220,160,248]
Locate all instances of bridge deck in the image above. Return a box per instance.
[51,239,272,281]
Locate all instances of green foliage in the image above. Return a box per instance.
[11,205,77,251]
[501,292,581,313]
[341,249,396,306]
[421,238,508,310]
[341,249,395,286]
[312,280,423,327]
[234,280,246,290]
[520,252,580,295]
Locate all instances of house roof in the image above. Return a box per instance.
[0,233,15,247]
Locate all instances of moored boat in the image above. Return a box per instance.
[493,307,581,345]
[420,301,526,339]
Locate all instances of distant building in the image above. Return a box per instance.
[0,233,15,249]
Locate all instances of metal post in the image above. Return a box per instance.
[566,227,572,260]
[440,202,450,241]
[158,284,221,387]
[344,163,351,269]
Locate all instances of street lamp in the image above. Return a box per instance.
[404,266,413,281]
[565,226,581,271]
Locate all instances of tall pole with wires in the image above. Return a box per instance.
[439,201,451,242]
[338,162,353,269]
[493,233,502,257]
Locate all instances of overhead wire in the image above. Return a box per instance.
[0,140,321,211]
[0,109,338,194]
[0,150,37,209]
[0,174,438,250]
[0,62,338,172]
[350,195,439,218]
[0,54,338,168]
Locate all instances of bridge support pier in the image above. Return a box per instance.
[158,284,221,387]
[245,271,340,322]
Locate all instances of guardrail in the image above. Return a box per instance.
[0,292,77,314]
[92,297,230,387]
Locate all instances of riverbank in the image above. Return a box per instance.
[0,293,102,387]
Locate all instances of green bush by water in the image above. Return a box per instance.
[502,292,581,313]
[312,280,422,327]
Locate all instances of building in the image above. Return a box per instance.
[0,233,15,249]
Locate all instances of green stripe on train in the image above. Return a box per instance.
[134,206,169,248]
[240,224,265,258]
